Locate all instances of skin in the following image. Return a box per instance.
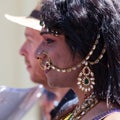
[19,27,69,119]
[35,33,86,102]
[19,27,47,84]
[35,32,119,119]
[35,33,82,88]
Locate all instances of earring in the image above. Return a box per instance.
[76,36,98,93]
[77,62,95,93]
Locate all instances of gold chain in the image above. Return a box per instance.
[44,34,106,73]
[62,92,98,120]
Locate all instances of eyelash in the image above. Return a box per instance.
[46,38,55,44]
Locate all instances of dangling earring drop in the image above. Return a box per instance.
[77,61,95,93]
[77,34,106,93]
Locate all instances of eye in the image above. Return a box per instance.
[46,38,54,44]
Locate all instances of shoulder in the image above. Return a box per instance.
[104,112,120,120]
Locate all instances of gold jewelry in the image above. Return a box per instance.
[38,34,106,93]
[77,34,106,93]
[40,20,60,36]
[77,61,95,93]
[76,36,98,92]
[89,44,106,65]
[71,92,98,120]
[62,92,98,120]
[41,34,106,93]
[37,58,44,70]
[50,61,84,73]
[45,34,106,73]
[37,51,51,70]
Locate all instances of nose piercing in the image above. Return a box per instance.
[37,58,44,70]
[36,51,47,59]
[37,51,51,70]
[36,51,42,60]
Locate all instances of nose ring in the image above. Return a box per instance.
[37,51,51,70]
[37,58,44,70]
[37,51,48,59]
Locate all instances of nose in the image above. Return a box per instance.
[35,46,41,60]
[35,47,49,70]
[35,51,48,61]
[35,46,47,60]
[35,40,43,59]
[19,43,26,56]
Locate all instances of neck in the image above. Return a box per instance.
[44,85,69,102]
[54,88,70,102]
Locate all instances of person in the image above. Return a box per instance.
[40,89,57,120]
[35,0,120,119]
[5,2,76,120]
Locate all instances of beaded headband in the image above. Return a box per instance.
[40,20,61,36]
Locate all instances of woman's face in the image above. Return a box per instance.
[35,32,81,88]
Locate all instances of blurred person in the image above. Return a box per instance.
[40,89,57,120]
[5,2,76,119]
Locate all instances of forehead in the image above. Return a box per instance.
[25,27,37,36]
[24,27,43,40]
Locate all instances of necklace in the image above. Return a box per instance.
[63,92,98,120]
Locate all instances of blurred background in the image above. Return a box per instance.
[0,0,41,119]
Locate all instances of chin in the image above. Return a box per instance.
[31,78,37,83]
[48,80,55,87]
[47,78,58,88]
[30,75,38,83]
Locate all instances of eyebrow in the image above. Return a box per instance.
[40,31,51,35]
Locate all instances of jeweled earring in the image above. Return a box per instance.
[77,62,95,93]
[77,34,106,93]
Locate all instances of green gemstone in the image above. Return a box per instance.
[84,78,89,84]
[40,20,44,26]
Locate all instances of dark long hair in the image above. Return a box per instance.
[40,0,120,106]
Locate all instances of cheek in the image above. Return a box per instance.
[47,69,79,88]
[51,51,73,68]
[29,49,37,65]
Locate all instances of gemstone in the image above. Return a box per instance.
[84,78,89,85]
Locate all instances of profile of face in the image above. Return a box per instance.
[19,27,47,84]
[35,32,82,88]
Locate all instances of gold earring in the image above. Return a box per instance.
[76,35,99,93]
[77,34,106,93]
[77,61,95,93]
